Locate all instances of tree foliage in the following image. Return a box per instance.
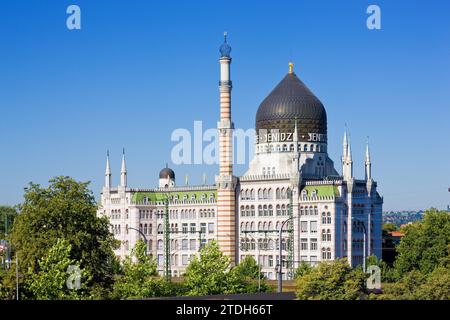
[184,240,231,296]
[296,259,367,300]
[372,266,450,300]
[10,176,118,293]
[394,209,449,276]
[0,206,18,236]
[228,256,271,294]
[112,240,160,299]
[26,238,91,300]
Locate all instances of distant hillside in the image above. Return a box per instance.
[382,210,425,227]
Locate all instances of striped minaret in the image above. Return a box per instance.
[216,32,237,265]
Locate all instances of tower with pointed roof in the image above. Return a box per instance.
[216,32,238,265]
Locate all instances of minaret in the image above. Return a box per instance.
[365,138,372,181]
[216,32,237,265]
[120,148,127,188]
[104,150,111,189]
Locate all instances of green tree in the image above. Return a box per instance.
[373,267,450,300]
[0,206,18,237]
[26,238,90,300]
[228,256,270,294]
[296,259,367,300]
[10,176,118,295]
[382,223,398,233]
[294,261,313,278]
[184,240,230,296]
[394,209,450,276]
[112,240,160,299]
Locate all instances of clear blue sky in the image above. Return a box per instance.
[0,0,449,211]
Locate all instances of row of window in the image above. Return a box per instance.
[111,209,129,220]
[139,208,216,220]
[240,188,292,201]
[257,143,326,153]
[240,238,291,251]
[240,205,291,217]
[240,220,292,232]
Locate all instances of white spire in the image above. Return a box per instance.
[105,150,111,189]
[365,137,372,181]
[120,148,127,187]
[343,128,349,159]
[342,128,353,180]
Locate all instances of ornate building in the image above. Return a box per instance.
[97,35,383,280]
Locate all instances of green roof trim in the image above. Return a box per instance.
[303,185,340,197]
[131,190,217,203]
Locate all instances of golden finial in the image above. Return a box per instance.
[288,61,294,74]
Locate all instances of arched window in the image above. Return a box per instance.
[276,204,281,216]
[268,188,273,199]
[258,205,263,216]
[327,212,332,224]
[251,189,255,200]
[157,240,163,250]
[268,205,273,216]
[276,188,281,199]
[258,189,263,200]
[322,212,326,224]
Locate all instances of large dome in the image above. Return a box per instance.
[255,71,327,142]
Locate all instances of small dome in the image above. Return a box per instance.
[219,32,231,58]
[159,167,175,179]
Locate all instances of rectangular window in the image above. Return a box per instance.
[311,238,318,251]
[310,221,318,233]
[268,255,273,267]
[182,254,188,266]
[182,223,188,234]
[190,223,196,234]
[301,238,308,250]
[300,255,308,262]
[301,221,308,233]
[200,239,207,248]
[208,223,214,234]
[190,239,196,251]
[200,223,207,234]
[182,239,188,250]
[157,254,164,266]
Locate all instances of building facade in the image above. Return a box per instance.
[97,36,383,279]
